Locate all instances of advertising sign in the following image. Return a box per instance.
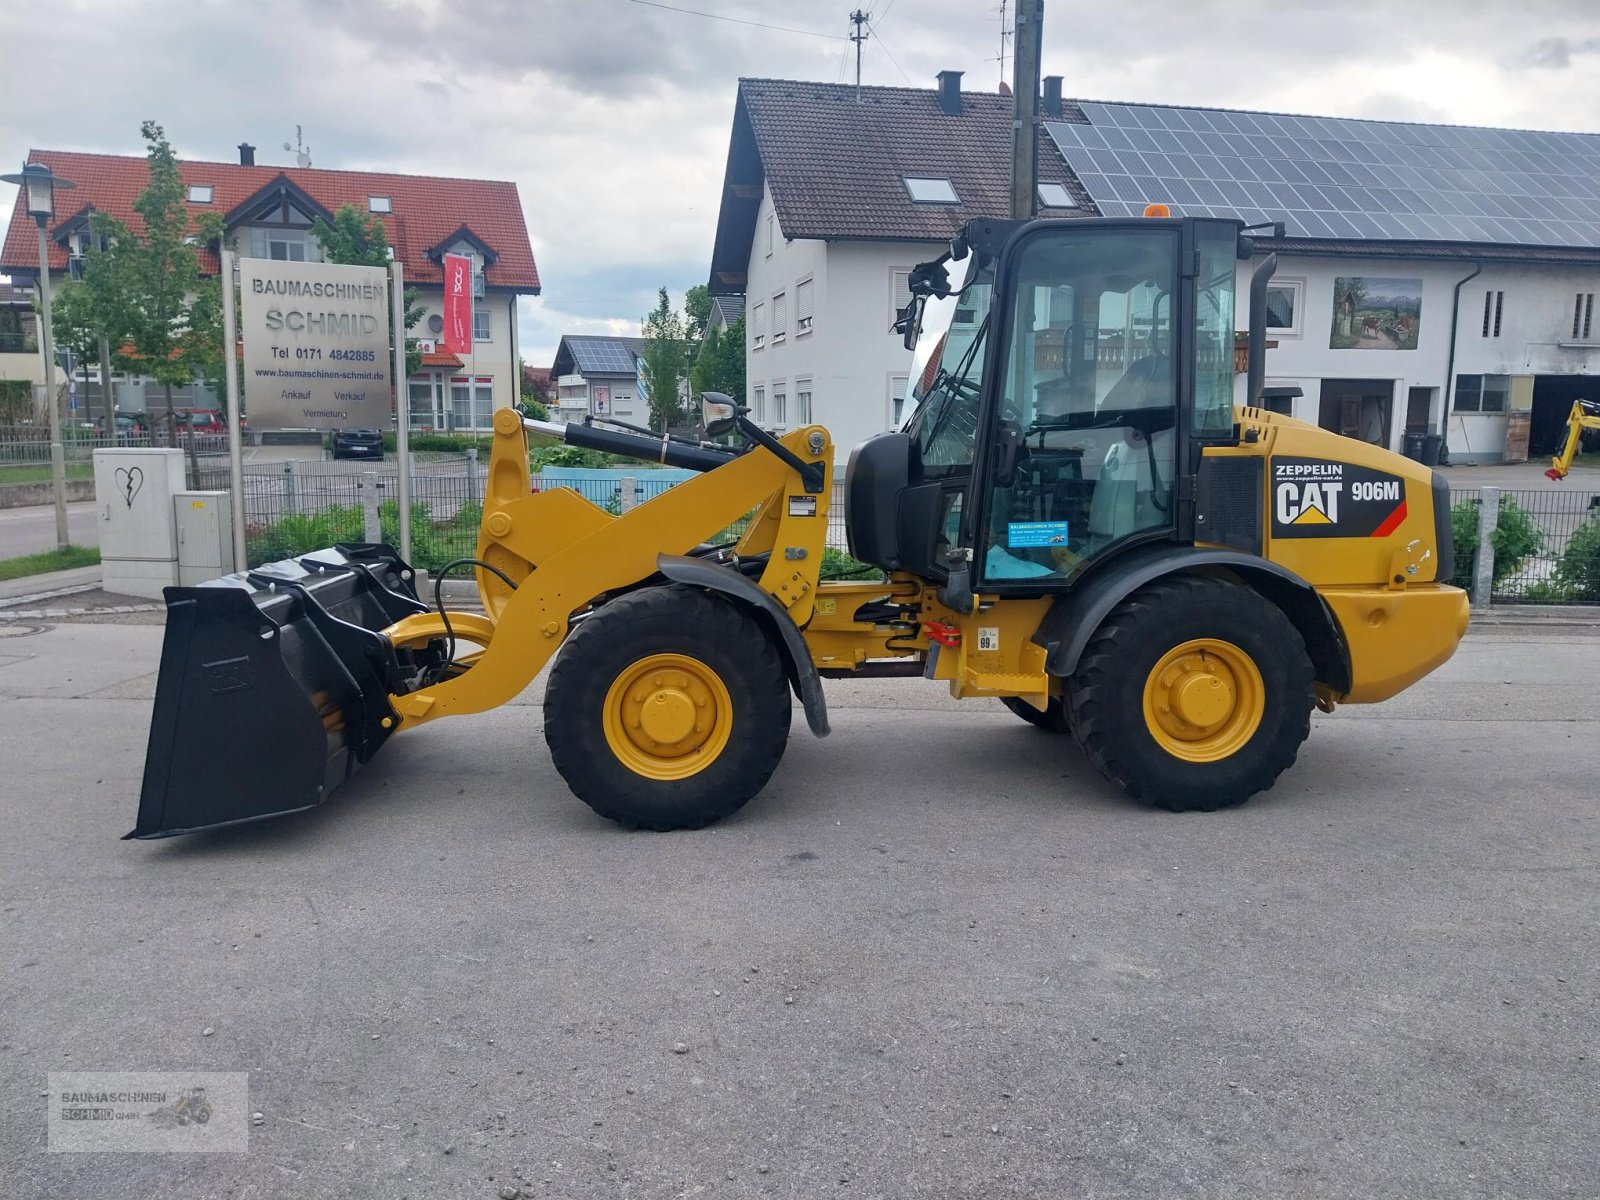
[239,258,391,430]
[442,253,473,355]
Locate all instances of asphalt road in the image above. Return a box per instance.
[0,501,100,557]
[1,621,1595,1199]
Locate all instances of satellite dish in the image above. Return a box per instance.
[427,314,444,335]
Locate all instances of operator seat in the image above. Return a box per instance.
[1088,354,1174,546]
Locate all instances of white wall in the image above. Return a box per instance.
[744,181,940,463]
[410,288,520,410]
[1236,252,1600,462]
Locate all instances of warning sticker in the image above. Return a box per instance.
[788,494,818,517]
[1271,457,1408,539]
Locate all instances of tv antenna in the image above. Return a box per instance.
[283,125,312,169]
[996,0,1013,87]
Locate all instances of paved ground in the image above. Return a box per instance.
[1,620,1596,1200]
[0,500,100,557]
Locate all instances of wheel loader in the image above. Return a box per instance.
[127,214,1469,839]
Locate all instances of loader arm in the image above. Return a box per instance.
[379,407,834,726]
[1546,399,1600,481]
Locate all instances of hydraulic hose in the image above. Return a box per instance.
[524,418,735,473]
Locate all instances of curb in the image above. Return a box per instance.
[0,603,163,620]
[0,582,103,610]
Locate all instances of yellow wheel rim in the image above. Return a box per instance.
[602,653,734,781]
[1141,638,1265,763]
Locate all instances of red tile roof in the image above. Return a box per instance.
[420,349,464,368]
[1,150,539,292]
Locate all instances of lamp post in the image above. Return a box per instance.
[3,162,76,548]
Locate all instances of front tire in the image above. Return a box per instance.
[1000,695,1070,733]
[544,586,792,830]
[1067,575,1314,812]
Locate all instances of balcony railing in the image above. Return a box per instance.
[0,332,38,354]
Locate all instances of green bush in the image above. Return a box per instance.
[248,498,485,573]
[1551,515,1600,601]
[821,546,883,581]
[380,431,492,453]
[247,506,364,564]
[1449,495,1544,589]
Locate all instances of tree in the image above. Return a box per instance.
[689,315,746,410]
[311,204,424,377]
[683,283,712,342]
[639,286,688,429]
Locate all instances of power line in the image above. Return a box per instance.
[874,26,914,85]
[623,0,844,40]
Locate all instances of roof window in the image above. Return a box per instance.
[903,176,959,205]
[187,185,213,204]
[1037,182,1076,208]
[368,195,392,213]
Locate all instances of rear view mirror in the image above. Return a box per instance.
[700,392,740,438]
[894,297,924,351]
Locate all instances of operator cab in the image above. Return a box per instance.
[846,215,1244,603]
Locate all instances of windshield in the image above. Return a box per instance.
[901,252,997,478]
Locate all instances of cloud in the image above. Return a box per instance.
[4,0,1600,364]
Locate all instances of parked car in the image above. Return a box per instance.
[152,407,225,436]
[332,428,385,460]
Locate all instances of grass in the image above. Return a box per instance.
[0,544,100,582]
[0,462,96,485]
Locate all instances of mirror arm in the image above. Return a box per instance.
[736,415,825,494]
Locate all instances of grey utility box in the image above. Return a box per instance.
[173,491,236,586]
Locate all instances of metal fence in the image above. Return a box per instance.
[191,454,854,572]
[1449,485,1600,605]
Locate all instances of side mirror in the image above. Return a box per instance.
[894,296,924,351]
[700,391,741,438]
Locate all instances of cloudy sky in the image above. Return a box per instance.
[3,0,1599,363]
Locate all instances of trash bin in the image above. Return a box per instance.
[1402,431,1427,462]
[1419,433,1444,467]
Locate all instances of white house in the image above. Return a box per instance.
[710,78,1600,465]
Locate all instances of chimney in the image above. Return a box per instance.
[936,70,963,116]
[238,142,256,167]
[1042,76,1063,119]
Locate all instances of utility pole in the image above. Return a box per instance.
[1009,0,1044,221]
[849,9,870,101]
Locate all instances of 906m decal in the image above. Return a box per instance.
[1271,457,1408,539]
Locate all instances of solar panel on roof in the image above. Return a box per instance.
[1048,105,1600,247]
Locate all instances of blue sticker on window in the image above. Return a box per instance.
[1007,521,1069,548]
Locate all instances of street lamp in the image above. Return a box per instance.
[2,162,77,549]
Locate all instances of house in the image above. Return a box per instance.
[709,75,1600,464]
[708,294,744,332]
[0,144,540,432]
[707,72,1090,462]
[0,282,42,396]
[549,335,647,425]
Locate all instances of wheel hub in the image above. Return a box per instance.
[1142,639,1265,763]
[603,654,733,780]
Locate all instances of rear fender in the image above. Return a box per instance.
[656,554,830,737]
[1033,545,1351,693]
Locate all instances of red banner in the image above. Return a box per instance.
[442,253,473,355]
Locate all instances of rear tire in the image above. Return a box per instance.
[544,586,792,830]
[1000,695,1070,733]
[1066,575,1313,812]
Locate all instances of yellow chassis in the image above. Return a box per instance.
[375,408,1464,732]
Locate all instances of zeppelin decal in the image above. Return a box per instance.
[1270,457,1408,539]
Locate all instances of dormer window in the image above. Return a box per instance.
[187,185,213,204]
[903,176,959,205]
[368,195,392,213]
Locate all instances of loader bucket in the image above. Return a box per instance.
[126,544,434,839]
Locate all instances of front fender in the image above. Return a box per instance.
[655,554,830,737]
[1032,544,1352,693]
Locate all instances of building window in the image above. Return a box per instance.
[1482,290,1504,338]
[772,386,787,427]
[187,185,213,204]
[1573,292,1595,341]
[1037,182,1077,209]
[368,195,392,213]
[890,270,912,331]
[796,380,812,425]
[771,292,787,345]
[249,227,319,261]
[1265,280,1303,337]
[795,277,814,335]
[408,379,437,429]
[474,309,491,341]
[752,386,765,422]
[751,302,765,350]
[902,176,959,205]
[765,214,774,258]
[1454,374,1509,413]
[888,373,909,427]
[450,375,495,429]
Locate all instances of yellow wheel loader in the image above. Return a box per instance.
[128,215,1469,839]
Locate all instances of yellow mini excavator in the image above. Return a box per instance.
[1545,398,1600,480]
[128,214,1469,838]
